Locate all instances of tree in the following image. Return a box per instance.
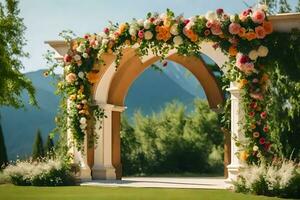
[278,0,292,13]
[0,0,36,108]
[296,0,300,12]
[260,0,278,14]
[32,129,44,159]
[44,134,55,158]
[0,120,8,167]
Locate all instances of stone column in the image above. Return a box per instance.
[67,100,92,181]
[226,82,245,185]
[92,103,126,180]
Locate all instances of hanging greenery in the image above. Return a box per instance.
[46,5,300,164]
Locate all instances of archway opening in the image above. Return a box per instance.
[103,51,228,179]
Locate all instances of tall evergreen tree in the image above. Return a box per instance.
[0,0,36,108]
[0,120,8,167]
[278,0,292,13]
[44,134,54,158]
[296,0,300,12]
[260,0,278,14]
[32,129,44,159]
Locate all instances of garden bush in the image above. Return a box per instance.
[233,160,300,199]
[0,159,76,186]
[121,99,224,175]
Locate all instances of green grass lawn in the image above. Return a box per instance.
[0,184,282,200]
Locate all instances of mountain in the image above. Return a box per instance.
[1,66,206,160]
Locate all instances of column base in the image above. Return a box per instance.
[92,165,117,180]
[79,167,92,181]
[225,163,244,189]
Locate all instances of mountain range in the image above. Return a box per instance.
[1,62,206,160]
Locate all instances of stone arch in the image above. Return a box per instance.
[91,43,230,180]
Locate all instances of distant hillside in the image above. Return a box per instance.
[1,65,207,160]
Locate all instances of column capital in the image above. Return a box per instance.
[95,102,127,112]
[226,82,241,94]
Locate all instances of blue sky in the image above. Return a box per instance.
[17,0,298,72]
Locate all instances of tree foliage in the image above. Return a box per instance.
[0,120,8,167]
[44,134,55,158]
[121,99,224,175]
[278,0,292,13]
[32,129,44,159]
[0,0,36,108]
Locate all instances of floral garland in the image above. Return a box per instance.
[48,5,274,163]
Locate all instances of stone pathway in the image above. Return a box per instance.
[81,177,228,189]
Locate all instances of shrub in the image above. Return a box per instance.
[0,159,76,186]
[234,160,300,198]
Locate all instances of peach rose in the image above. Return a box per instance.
[210,22,222,35]
[263,21,273,34]
[255,26,266,39]
[65,73,77,84]
[228,46,238,56]
[229,23,241,35]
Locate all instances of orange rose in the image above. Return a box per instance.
[240,151,249,161]
[238,27,246,38]
[228,46,238,56]
[238,79,248,89]
[87,71,99,84]
[260,73,269,84]
[263,21,273,34]
[118,23,127,34]
[155,25,171,42]
[255,26,266,39]
[245,31,256,41]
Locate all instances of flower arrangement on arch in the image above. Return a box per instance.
[47,4,274,163]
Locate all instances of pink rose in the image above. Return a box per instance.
[229,23,241,35]
[259,137,266,145]
[216,8,224,15]
[236,53,250,67]
[243,62,255,74]
[210,21,222,35]
[206,21,213,28]
[138,30,144,39]
[251,10,265,24]
[260,111,267,119]
[64,54,72,63]
[65,73,77,84]
[250,92,264,100]
[183,19,190,26]
[103,27,109,34]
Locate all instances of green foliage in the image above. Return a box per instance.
[121,99,224,175]
[278,0,292,13]
[0,0,36,108]
[44,134,55,158]
[296,0,300,12]
[32,129,44,159]
[0,121,8,168]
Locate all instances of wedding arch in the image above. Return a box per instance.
[46,7,300,184]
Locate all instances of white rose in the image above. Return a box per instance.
[173,36,183,46]
[102,38,109,46]
[253,145,259,151]
[144,20,151,29]
[144,31,153,40]
[73,54,81,61]
[137,19,144,27]
[257,45,269,57]
[78,71,85,79]
[230,15,236,23]
[80,124,87,130]
[82,53,88,58]
[205,11,217,21]
[76,44,86,53]
[82,99,88,104]
[80,117,87,124]
[129,27,137,36]
[248,50,258,60]
[170,24,179,35]
[159,13,167,20]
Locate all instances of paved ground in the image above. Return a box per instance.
[81,177,228,189]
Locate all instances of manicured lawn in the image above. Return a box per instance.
[0,184,281,200]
